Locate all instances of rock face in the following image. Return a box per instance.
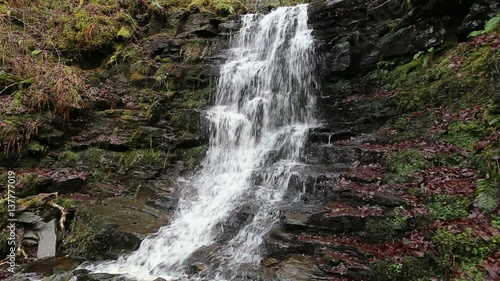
[1,0,499,280]
[0,0,231,273]
[258,0,500,280]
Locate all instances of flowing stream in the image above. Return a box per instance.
[86,4,317,280]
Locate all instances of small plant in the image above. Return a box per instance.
[475,178,498,212]
[469,15,500,37]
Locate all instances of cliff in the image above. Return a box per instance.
[0,0,499,280]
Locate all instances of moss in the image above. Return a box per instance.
[108,43,145,66]
[118,149,166,169]
[26,141,48,154]
[492,215,500,229]
[56,147,168,181]
[384,149,430,183]
[427,195,470,221]
[17,196,45,211]
[370,257,433,281]
[65,208,113,260]
[391,110,435,142]
[153,64,173,90]
[432,228,500,276]
[364,208,409,243]
[188,0,247,16]
[169,146,206,168]
[279,0,311,6]
[172,88,212,109]
[428,152,465,167]
[22,173,40,186]
[440,120,490,152]
[376,45,496,113]
[129,127,153,149]
[45,1,136,54]
[129,60,154,85]
[54,197,75,210]
[56,150,82,167]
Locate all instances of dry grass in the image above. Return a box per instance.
[0,2,86,156]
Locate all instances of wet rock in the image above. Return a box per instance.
[262,258,280,267]
[372,192,407,207]
[41,272,73,281]
[144,36,184,58]
[66,197,170,260]
[3,274,36,281]
[134,180,177,211]
[18,256,82,277]
[189,262,207,274]
[280,204,326,231]
[266,228,310,259]
[37,219,57,258]
[219,20,240,35]
[275,255,327,281]
[330,40,351,72]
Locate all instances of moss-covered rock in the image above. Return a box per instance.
[66,197,169,260]
[384,149,430,183]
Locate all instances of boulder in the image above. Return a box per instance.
[66,197,170,260]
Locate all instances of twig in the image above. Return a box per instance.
[47,201,68,230]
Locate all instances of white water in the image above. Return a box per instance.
[85,4,317,280]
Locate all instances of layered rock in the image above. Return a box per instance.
[259,0,500,280]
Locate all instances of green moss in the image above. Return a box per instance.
[384,149,430,183]
[432,228,500,276]
[153,64,173,90]
[129,60,153,84]
[56,150,82,167]
[44,1,137,54]
[492,215,500,229]
[118,149,166,169]
[188,0,247,16]
[391,110,435,142]
[56,147,167,180]
[441,121,487,151]
[168,146,206,168]
[377,45,496,113]
[364,208,409,243]
[469,15,500,37]
[172,88,212,109]
[17,196,45,211]
[66,208,111,260]
[470,148,500,179]
[427,195,470,221]
[26,141,48,154]
[371,257,433,281]
[129,127,153,149]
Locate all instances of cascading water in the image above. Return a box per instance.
[85,4,317,280]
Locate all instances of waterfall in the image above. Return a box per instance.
[85,4,317,280]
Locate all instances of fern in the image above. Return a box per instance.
[484,16,500,33]
[469,15,500,37]
[475,178,498,212]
